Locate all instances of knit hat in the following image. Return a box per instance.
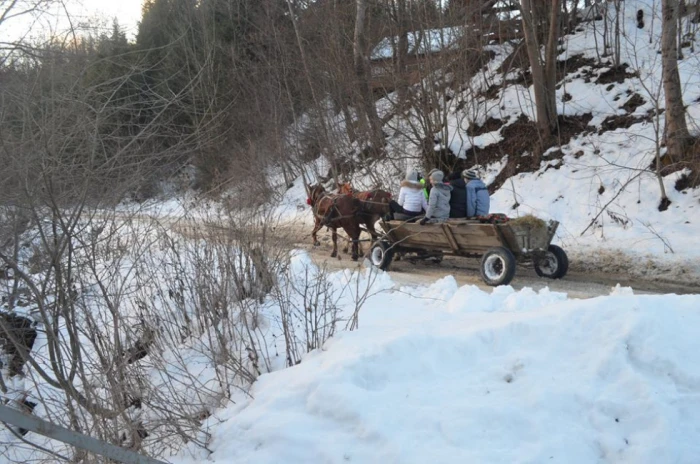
[430,170,445,183]
[428,168,441,178]
[404,168,418,183]
[462,169,478,180]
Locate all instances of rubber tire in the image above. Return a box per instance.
[534,244,569,279]
[480,247,517,287]
[369,241,395,271]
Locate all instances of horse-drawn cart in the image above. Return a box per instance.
[369,217,568,286]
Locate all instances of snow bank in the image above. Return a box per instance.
[174,258,700,464]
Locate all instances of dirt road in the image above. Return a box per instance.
[148,213,700,298]
[299,234,700,298]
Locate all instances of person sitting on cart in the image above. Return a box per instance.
[395,168,428,221]
[420,170,452,225]
[463,170,490,218]
[446,171,467,218]
[418,173,428,200]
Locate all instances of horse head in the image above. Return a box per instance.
[306,183,326,206]
[337,182,354,196]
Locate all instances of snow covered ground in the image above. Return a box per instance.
[173,252,700,464]
[5,2,700,463]
[268,0,700,283]
[118,0,700,282]
[484,0,700,279]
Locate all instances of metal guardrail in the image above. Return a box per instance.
[0,404,167,464]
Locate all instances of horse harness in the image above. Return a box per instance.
[312,192,361,226]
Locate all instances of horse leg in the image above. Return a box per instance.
[311,218,322,247]
[355,230,365,257]
[348,225,361,261]
[330,228,338,258]
[351,237,359,261]
[365,219,379,239]
[356,220,381,258]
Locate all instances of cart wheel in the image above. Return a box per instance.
[369,240,394,271]
[533,244,569,279]
[480,247,516,286]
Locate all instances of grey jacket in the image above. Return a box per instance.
[426,183,453,222]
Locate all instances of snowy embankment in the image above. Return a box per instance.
[483,0,700,279]
[175,252,700,464]
[272,0,700,282]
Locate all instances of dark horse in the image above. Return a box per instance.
[307,183,363,260]
[337,182,395,240]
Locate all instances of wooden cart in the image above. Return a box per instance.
[369,218,568,286]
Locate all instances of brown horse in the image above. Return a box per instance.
[337,182,393,240]
[307,183,363,260]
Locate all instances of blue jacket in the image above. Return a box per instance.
[466,179,490,217]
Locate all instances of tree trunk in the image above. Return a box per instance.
[354,0,385,155]
[341,102,357,143]
[395,0,409,105]
[661,0,690,160]
[544,0,560,128]
[521,0,559,135]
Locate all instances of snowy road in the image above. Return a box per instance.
[301,242,700,299]
[126,212,700,298]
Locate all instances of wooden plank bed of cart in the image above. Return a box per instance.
[368,217,569,286]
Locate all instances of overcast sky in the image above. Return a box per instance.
[79,0,143,35]
[1,0,144,43]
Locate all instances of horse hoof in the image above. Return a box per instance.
[314,242,320,247]
[351,255,359,262]
[330,251,337,258]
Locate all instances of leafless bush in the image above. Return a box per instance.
[0,190,385,462]
[273,260,341,367]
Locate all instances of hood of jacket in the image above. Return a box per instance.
[401,180,423,189]
[404,168,419,183]
[467,178,487,188]
[432,182,453,192]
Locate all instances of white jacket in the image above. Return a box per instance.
[398,181,428,213]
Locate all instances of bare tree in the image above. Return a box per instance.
[520,0,561,135]
[354,0,386,155]
[661,0,691,160]
[0,0,54,66]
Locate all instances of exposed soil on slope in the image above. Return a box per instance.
[467,48,652,194]
[599,113,651,133]
[463,113,594,193]
[596,63,639,84]
[467,117,506,137]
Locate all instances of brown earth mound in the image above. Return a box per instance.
[467,117,507,137]
[596,64,639,84]
[599,114,651,133]
[459,114,594,193]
